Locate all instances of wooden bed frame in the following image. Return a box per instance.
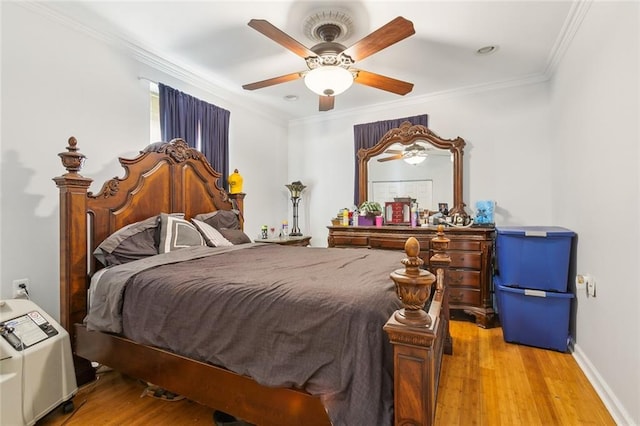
[54,137,451,426]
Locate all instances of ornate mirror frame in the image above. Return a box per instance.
[357,121,468,219]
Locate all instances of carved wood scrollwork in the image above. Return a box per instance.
[96,179,120,198]
[143,139,202,163]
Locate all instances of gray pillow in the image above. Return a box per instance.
[219,228,253,245]
[194,210,240,230]
[94,215,160,266]
[191,219,234,247]
[158,213,205,253]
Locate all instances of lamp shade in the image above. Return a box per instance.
[285,181,306,198]
[304,66,353,96]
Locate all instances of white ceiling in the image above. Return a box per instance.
[37,1,579,120]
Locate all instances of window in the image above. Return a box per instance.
[149,82,161,143]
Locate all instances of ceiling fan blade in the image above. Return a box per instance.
[385,149,404,154]
[377,154,403,162]
[242,71,303,90]
[319,95,335,112]
[354,69,414,95]
[248,19,316,59]
[342,17,415,62]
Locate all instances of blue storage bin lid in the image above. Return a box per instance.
[493,275,574,299]
[495,280,574,298]
[496,226,575,237]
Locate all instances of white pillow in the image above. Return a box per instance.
[158,213,205,253]
[192,219,234,247]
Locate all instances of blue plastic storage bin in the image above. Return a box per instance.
[496,226,575,292]
[495,276,573,352]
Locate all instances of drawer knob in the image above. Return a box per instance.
[450,292,464,302]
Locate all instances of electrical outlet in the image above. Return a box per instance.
[12,278,29,298]
[577,274,595,297]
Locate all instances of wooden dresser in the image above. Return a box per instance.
[328,225,496,328]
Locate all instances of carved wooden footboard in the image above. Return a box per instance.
[54,138,450,425]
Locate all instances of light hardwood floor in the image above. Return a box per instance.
[38,320,614,425]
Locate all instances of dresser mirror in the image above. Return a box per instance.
[357,121,468,220]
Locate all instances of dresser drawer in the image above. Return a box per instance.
[370,237,431,251]
[448,288,481,306]
[369,237,404,250]
[448,251,482,269]
[331,235,369,247]
[448,269,481,288]
[449,240,481,251]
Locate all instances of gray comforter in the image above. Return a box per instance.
[88,243,406,425]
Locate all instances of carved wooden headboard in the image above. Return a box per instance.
[53,137,245,334]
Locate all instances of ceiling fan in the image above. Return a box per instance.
[242,15,415,111]
[377,143,429,165]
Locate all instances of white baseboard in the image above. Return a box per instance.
[572,342,636,425]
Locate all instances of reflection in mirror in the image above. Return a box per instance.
[368,141,453,212]
[357,121,467,222]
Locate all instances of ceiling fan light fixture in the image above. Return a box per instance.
[304,66,353,96]
[404,155,427,165]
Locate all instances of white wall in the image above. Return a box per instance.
[549,2,639,424]
[289,81,553,247]
[0,3,289,317]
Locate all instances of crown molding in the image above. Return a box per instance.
[544,0,592,78]
[18,1,292,126]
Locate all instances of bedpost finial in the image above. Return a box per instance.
[59,136,86,174]
[404,236,420,258]
[430,226,450,264]
[430,226,451,292]
[390,237,435,327]
[400,237,423,275]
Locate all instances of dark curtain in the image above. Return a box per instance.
[200,103,231,190]
[353,114,428,205]
[159,83,231,190]
[159,84,199,147]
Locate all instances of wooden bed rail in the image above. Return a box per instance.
[384,229,451,426]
